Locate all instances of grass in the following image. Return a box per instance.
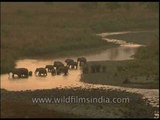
[1,100,79,118]
[1,2,159,74]
[1,88,156,118]
[81,31,159,89]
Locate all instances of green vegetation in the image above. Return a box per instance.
[1,88,156,118]
[1,2,159,74]
[1,100,79,118]
[81,31,159,89]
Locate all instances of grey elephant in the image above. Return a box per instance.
[9,68,31,78]
[35,68,47,77]
[91,64,101,73]
[45,65,54,72]
[53,61,64,70]
[82,65,89,74]
[101,65,106,72]
[67,61,78,69]
[95,64,101,73]
[57,66,69,75]
[91,65,96,73]
[77,57,87,66]
[65,59,74,65]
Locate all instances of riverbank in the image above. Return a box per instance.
[1,88,156,118]
[81,31,159,89]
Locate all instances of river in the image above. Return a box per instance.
[0,31,159,118]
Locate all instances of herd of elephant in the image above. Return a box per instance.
[8,57,87,78]
[9,57,107,79]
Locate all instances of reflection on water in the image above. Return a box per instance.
[1,68,82,91]
[1,31,142,91]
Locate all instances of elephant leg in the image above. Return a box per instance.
[68,65,70,69]
[93,68,96,73]
[69,65,72,69]
[25,74,27,78]
[71,65,74,69]
[57,71,60,75]
[82,69,85,74]
[65,70,68,75]
[12,74,14,78]
[38,72,41,76]
[18,74,21,78]
[49,68,51,72]
[86,68,88,74]
[97,68,100,73]
[84,68,88,74]
[51,70,55,76]
[64,72,67,76]
[35,72,38,76]
[79,62,82,67]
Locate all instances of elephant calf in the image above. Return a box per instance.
[35,68,47,77]
[57,66,69,76]
[90,65,106,73]
[45,65,54,72]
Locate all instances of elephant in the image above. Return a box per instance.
[57,66,69,75]
[9,68,31,78]
[90,65,106,73]
[45,65,54,72]
[65,59,74,66]
[53,61,64,70]
[67,61,78,69]
[101,66,106,72]
[82,65,89,74]
[35,68,47,77]
[77,57,87,66]
[95,64,101,73]
[91,65,96,73]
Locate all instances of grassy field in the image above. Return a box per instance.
[1,100,79,118]
[1,2,159,74]
[1,88,156,118]
[81,31,159,89]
